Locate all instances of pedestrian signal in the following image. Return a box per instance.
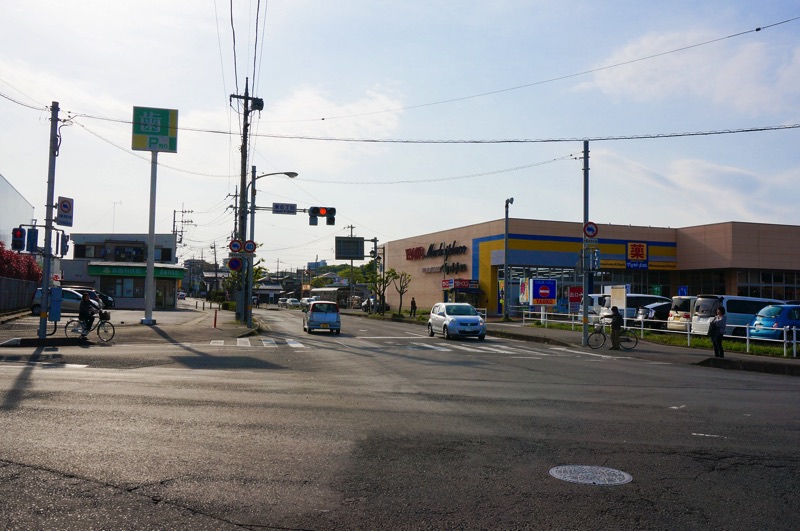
[11,227,25,251]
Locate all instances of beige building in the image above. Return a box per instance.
[382,220,800,316]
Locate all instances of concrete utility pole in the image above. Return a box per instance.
[37,102,60,339]
[230,78,264,322]
[581,140,591,346]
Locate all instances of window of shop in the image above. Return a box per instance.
[100,277,145,298]
[736,269,799,300]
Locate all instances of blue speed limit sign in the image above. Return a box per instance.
[243,240,257,252]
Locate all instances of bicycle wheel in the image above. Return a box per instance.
[65,319,84,338]
[619,329,638,350]
[587,331,606,349]
[96,321,115,342]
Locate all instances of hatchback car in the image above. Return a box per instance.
[748,304,800,340]
[285,298,301,309]
[30,287,84,315]
[277,298,288,308]
[427,302,486,340]
[302,301,341,334]
[61,286,106,309]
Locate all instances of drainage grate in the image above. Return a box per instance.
[549,465,633,486]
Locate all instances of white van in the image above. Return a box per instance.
[691,294,784,336]
[600,293,671,323]
[667,295,697,332]
[584,293,607,324]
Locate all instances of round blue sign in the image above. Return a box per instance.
[229,239,243,252]
[243,240,257,252]
[583,222,598,238]
[228,257,243,271]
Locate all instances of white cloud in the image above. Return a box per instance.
[583,31,800,115]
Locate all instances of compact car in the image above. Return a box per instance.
[30,288,84,315]
[427,302,486,340]
[748,304,800,340]
[302,301,341,334]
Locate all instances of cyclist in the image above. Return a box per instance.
[609,306,624,350]
[78,292,99,339]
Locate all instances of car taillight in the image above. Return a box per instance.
[772,323,779,328]
[682,313,690,319]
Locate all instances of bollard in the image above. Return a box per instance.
[214,309,218,328]
[202,301,205,311]
[195,301,198,309]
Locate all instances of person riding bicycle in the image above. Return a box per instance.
[78,293,100,339]
[609,306,624,350]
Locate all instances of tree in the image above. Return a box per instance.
[370,267,398,315]
[393,271,412,315]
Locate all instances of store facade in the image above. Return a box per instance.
[383,220,800,317]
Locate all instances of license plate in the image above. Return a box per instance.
[320,323,329,328]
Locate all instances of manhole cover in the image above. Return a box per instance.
[549,465,633,486]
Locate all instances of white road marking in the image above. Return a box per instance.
[411,342,451,351]
[261,338,277,347]
[237,338,251,347]
[209,340,224,346]
[285,339,305,348]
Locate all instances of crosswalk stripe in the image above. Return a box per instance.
[411,342,450,351]
[261,338,277,347]
[237,338,250,347]
[285,339,305,348]
[210,340,224,346]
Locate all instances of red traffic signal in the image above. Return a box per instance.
[11,227,26,251]
[308,206,336,225]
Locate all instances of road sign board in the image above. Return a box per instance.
[583,222,598,238]
[243,240,257,252]
[131,106,178,153]
[532,279,557,305]
[583,238,598,244]
[56,196,74,227]
[228,257,243,271]
[229,240,243,252]
[272,202,297,215]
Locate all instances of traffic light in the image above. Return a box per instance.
[11,227,25,251]
[308,207,336,226]
[60,234,70,256]
[25,228,38,253]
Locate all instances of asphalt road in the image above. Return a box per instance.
[0,306,798,529]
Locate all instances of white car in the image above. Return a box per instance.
[427,302,486,340]
[285,298,301,309]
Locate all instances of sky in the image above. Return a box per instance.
[1,1,799,273]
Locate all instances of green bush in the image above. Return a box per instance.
[221,301,236,311]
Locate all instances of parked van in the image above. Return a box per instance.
[691,294,784,336]
[667,295,697,332]
[600,293,671,323]
[584,293,607,324]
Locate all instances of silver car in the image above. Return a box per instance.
[427,302,486,340]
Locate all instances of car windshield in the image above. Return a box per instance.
[445,304,477,316]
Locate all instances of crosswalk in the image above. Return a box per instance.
[184,336,644,363]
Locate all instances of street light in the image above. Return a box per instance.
[504,197,514,321]
[243,167,299,328]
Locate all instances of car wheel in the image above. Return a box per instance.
[478,334,485,341]
[427,323,435,337]
[31,304,41,316]
[335,329,341,335]
[443,325,451,340]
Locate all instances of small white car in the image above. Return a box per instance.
[285,298,301,309]
[427,302,486,340]
[302,301,341,334]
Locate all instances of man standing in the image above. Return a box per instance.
[410,297,417,318]
[609,306,623,350]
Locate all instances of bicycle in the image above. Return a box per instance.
[587,323,638,350]
[64,310,115,342]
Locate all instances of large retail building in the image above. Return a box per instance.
[382,219,800,316]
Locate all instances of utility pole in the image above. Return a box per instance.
[581,140,591,346]
[172,205,194,245]
[37,102,60,339]
[230,78,264,322]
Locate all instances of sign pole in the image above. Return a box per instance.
[582,140,590,346]
[141,151,158,325]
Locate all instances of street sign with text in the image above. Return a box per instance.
[272,203,297,215]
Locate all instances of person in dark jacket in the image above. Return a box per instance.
[609,306,624,350]
[78,293,99,339]
[710,307,728,358]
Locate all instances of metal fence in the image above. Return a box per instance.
[521,308,799,358]
[0,276,37,312]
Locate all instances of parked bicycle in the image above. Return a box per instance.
[64,310,115,342]
[587,323,638,350]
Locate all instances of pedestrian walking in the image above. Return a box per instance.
[710,307,727,358]
[410,297,417,318]
[609,306,623,350]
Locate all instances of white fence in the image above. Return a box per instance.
[520,308,799,358]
